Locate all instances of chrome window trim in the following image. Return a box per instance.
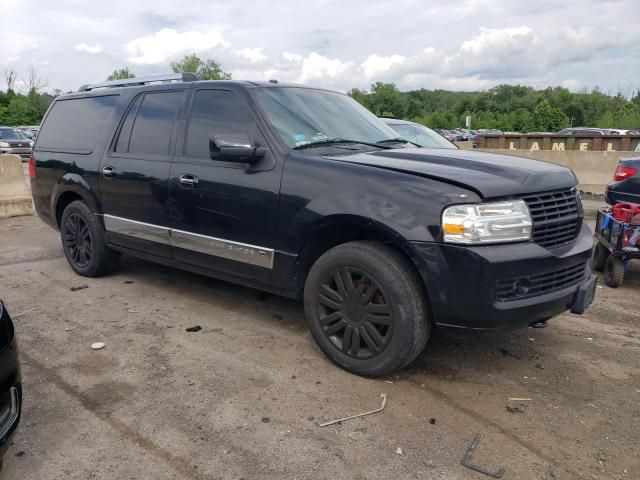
[100,214,274,269]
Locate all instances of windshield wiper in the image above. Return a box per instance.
[292,138,393,150]
[377,137,420,147]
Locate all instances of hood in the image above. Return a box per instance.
[324,148,577,198]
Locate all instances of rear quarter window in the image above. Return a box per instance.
[36,95,119,152]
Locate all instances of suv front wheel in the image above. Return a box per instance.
[304,241,430,377]
[60,200,120,277]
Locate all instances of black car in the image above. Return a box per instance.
[0,301,21,469]
[30,73,597,376]
[605,157,640,205]
[0,127,34,160]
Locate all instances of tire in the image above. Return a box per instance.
[304,241,430,377]
[60,200,120,277]
[604,255,625,288]
[591,243,608,272]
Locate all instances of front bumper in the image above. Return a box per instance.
[409,223,595,330]
[0,147,32,160]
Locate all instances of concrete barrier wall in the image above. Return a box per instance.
[0,154,33,218]
[475,149,636,195]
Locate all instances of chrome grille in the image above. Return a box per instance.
[523,188,581,249]
[496,262,588,301]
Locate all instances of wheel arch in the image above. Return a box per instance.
[51,174,101,229]
[295,215,431,305]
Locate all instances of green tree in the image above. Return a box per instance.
[533,100,569,131]
[107,68,135,81]
[170,53,231,80]
[367,82,405,117]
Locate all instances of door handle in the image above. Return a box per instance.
[179,174,198,187]
[101,166,115,178]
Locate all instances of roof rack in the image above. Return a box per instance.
[78,72,200,92]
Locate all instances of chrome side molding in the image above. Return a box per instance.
[101,214,274,269]
[103,215,170,246]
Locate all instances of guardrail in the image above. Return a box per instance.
[476,134,640,153]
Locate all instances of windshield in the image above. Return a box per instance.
[0,128,22,140]
[254,87,401,149]
[414,124,457,149]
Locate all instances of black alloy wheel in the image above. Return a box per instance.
[63,213,93,268]
[317,267,393,359]
[60,200,120,277]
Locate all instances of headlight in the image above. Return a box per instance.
[0,141,9,148]
[442,200,532,244]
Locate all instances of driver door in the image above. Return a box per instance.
[168,88,282,280]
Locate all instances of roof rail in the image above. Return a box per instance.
[78,72,200,92]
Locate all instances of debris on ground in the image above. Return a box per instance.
[506,398,532,413]
[261,417,270,423]
[12,307,37,318]
[70,284,88,291]
[429,418,436,425]
[461,433,505,478]
[123,280,135,284]
[127,309,140,313]
[185,325,202,332]
[319,393,387,427]
[394,447,403,455]
[90,342,106,350]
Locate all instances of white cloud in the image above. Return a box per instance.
[74,43,103,54]
[125,28,230,65]
[282,52,303,63]
[232,47,267,63]
[297,52,352,83]
[361,54,406,77]
[446,26,539,78]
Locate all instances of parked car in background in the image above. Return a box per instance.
[453,128,469,141]
[382,118,457,149]
[0,127,34,159]
[0,301,22,471]
[556,127,607,136]
[17,126,40,139]
[605,157,640,205]
[436,129,457,142]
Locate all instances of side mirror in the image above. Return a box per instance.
[210,133,266,163]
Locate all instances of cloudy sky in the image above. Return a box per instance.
[1,0,638,94]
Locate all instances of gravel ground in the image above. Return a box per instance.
[0,214,638,480]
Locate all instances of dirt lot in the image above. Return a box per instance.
[0,214,638,480]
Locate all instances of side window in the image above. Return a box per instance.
[115,95,142,153]
[116,91,183,156]
[185,90,253,159]
[37,95,119,152]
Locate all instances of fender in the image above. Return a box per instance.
[50,173,102,227]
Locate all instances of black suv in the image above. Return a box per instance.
[30,74,597,376]
[0,301,21,469]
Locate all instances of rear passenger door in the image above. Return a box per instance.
[169,88,281,280]
[99,90,185,257]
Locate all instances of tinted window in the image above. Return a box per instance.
[115,95,143,153]
[186,90,253,158]
[126,91,183,156]
[37,95,118,152]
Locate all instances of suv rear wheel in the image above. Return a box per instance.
[60,200,120,277]
[304,241,430,377]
